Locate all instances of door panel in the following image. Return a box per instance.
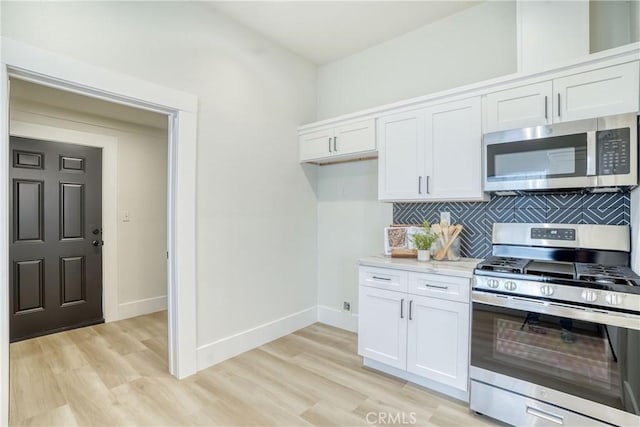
[60,183,84,239]
[13,259,45,313]
[299,128,333,162]
[13,179,44,241]
[333,119,375,156]
[9,136,103,341]
[60,256,85,305]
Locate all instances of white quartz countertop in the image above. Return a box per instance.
[358,255,482,279]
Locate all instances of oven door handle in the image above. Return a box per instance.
[472,290,640,330]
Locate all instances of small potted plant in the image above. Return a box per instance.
[412,221,438,262]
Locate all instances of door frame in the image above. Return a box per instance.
[1,37,199,424]
[9,120,120,323]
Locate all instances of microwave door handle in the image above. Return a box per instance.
[586,131,596,176]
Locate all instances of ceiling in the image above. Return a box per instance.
[208,1,481,65]
[10,79,168,130]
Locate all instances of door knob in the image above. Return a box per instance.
[92,240,103,247]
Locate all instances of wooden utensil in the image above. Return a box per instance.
[434,225,463,261]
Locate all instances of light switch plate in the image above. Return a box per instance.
[121,210,130,222]
[440,211,451,225]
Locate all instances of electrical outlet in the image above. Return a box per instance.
[343,301,351,312]
[440,211,451,225]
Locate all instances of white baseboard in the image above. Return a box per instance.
[117,295,167,320]
[196,306,317,371]
[317,305,358,332]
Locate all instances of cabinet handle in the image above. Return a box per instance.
[400,299,404,319]
[409,300,413,320]
[334,136,337,152]
[544,96,548,119]
[557,93,561,118]
[426,176,430,194]
[328,137,332,153]
[426,284,448,290]
[418,176,422,194]
[372,276,391,281]
[526,407,564,425]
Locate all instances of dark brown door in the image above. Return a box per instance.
[9,136,103,342]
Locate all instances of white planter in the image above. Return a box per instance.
[417,250,431,262]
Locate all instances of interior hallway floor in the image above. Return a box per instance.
[9,311,498,426]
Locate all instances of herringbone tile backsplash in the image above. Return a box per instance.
[393,192,631,259]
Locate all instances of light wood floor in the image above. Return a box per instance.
[10,311,498,426]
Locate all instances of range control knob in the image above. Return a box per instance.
[487,279,499,289]
[581,289,597,302]
[605,293,622,306]
[504,281,517,291]
[540,285,554,296]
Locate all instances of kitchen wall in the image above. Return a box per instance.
[590,0,640,53]
[314,2,518,329]
[1,2,318,356]
[9,95,169,318]
[316,1,517,120]
[313,0,640,327]
[394,193,632,259]
[317,160,392,328]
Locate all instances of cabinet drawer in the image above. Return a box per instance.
[408,272,470,303]
[359,266,408,292]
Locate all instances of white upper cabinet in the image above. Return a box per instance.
[378,97,485,202]
[554,62,640,122]
[299,119,375,163]
[485,61,640,133]
[484,81,552,132]
[427,97,483,200]
[377,109,426,200]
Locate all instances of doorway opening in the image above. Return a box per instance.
[7,79,172,422]
[1,40,199,424]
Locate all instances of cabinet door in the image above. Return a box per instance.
[554,61,640,122]
[406,295,469,391]
[299,128,333,162]
[484,81,552,132]
[378,109,426,201]
[358,286,407,370]
[333,119,375,157]
[426,97,484,200]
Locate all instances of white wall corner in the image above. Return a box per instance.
[196,306,317,371]
[317,305,358,333]
[118,296,168,321]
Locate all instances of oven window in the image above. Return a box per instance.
[471,302,639,415]
[486,133,587,181]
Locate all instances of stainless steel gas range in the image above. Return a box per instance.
[470,223,640,427]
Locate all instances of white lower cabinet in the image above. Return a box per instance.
[406,295,469,391]
[358,266,471,398]
[358,286,407,370]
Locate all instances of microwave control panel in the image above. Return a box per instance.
[597,128,630,175]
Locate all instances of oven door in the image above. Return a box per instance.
[471,290,640,425]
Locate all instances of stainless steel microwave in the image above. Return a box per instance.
[483,113,638,192]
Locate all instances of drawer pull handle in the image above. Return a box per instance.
[400,299,404,319]
[526,406,564,425]
[372,276,391,281]
[409,300,413,320]
[425,284,448,290]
